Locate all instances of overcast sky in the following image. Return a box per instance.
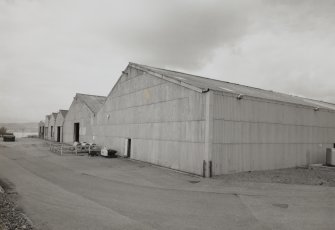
[1,0,335,122]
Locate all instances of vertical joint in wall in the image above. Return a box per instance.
[203,160,206,178]
[205,90,214,177]
[209,161,212,178]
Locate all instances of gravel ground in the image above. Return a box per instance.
[214,166,335,186]
[0,181,34,230]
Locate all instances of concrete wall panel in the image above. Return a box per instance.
[212,92,335,175]
[94,67,206,175]
[55,113,65,142]
[63,99,94,144]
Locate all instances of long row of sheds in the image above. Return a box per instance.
[39,63,335,177]
[39,94,106,143]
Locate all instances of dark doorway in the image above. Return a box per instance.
[57,126,61,142]
[74,123,80,142]
[126,139,131,158]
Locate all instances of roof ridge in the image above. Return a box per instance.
[59,110,68,118]
[76,93,106,98]
[130,62,335,107]
[132,62,290,96]
[76,93,106,114]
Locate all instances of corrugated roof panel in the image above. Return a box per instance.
[76,93,106,113]
[130,63,335,111]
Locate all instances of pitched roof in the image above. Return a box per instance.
[129,63,335,111]
[76,93,106,113]
[51,112,58,119]
[44,115,50,125]
[59,110,68,118]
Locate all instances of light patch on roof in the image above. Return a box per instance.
[174,76,185,80]
[219,87,234,92]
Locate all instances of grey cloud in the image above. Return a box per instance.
[109,1,251,69]
[1,0,335,122]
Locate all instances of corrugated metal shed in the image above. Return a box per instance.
[130,63,335,111]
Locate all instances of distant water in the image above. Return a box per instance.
[13,132,38,138]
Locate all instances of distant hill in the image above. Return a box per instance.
[0,122,38,133]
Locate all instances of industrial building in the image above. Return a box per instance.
[63,93,106,144]
[38,121,45,138]
[55,110,68,142]
[48,113,58,141]
[41,63,335,177]
[44,115,50,140]
[93,63,335,177]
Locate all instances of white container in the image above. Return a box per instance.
[101,147,108,157]
[326,148,335,166]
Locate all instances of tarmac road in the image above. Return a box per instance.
[0,138,334,230]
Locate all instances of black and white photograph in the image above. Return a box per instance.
[0,0,334,229]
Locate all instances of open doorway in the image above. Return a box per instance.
[57,126,61,142]
[125,138,131,158]
[74,123,80,142]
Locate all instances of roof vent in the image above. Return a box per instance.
[237,94,244,100]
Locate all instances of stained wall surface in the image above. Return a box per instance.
[212,92,335,175]
[94,67,206,175]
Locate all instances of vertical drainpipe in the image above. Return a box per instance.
[204,89,214,178]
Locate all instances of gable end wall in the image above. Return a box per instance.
[94,66,207,175]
